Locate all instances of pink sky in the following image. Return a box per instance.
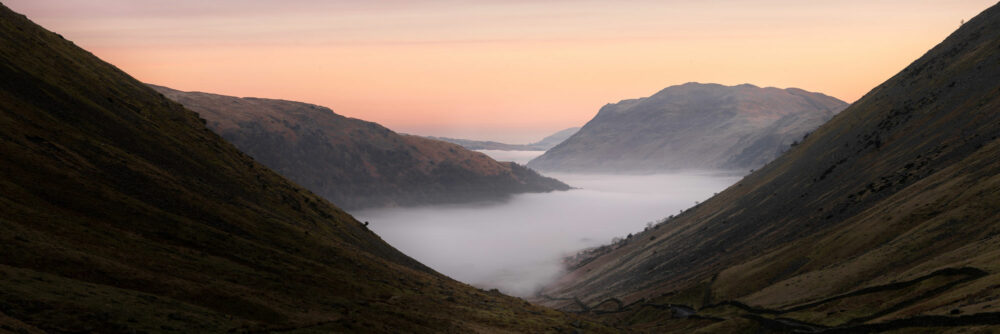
[6,1,995,142]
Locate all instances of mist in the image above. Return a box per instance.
[475,149,544,165]
[352,151,741,297]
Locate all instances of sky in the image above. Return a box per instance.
[6,0,995,142]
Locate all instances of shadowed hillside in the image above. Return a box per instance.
[540,3,1000,332]
[528,83,846,173]
[150,85,569,210]
[0,5,607,333]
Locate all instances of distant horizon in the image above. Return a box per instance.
[7,0,994,142]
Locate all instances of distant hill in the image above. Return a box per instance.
[425,136,537,151]
[427,127,580,151]
[151,85,569,210]
[527,83,847,172]
[531,127,582,150]
[539,3,1000,332]
[0,5,604,333]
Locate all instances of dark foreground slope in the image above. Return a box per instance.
[150,86,569,210]
[0,6,607,333]
[528,83,846,173]
[540,3,1000,332]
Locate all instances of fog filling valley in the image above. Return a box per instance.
[353,150,742,296]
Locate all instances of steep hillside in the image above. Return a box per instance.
[0,6,607,333]
[539,3,1000,332]
[429,127,581,151]
[150,85,569,210]
[527,83,846,173]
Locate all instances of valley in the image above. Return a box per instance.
[354,150,741,296]
[2,1,999,333]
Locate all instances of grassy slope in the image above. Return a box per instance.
[149,85,569,210]
[540,2,1000,331]
[0,5,609,333]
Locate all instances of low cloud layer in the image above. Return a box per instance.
[354,170,740,296]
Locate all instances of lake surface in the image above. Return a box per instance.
[352,150,742,297]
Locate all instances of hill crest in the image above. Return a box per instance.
[528,82,847,172]
[151,84,570,210]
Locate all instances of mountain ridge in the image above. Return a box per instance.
[528,82,847,173]
[150,84,570,210]
[538,3,1000,331]
[426,127,581,151]
[0,6,607,333]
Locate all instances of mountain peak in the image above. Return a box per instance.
[529,82,847,172]
[539,2,1000,331]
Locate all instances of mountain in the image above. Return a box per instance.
[527,83,847,173]
[427,127,581,151]
[149,85,569,210]
[423,136,537,151]
[539,3,1000,332]
[0,5,607,333]
[531,127,582,150]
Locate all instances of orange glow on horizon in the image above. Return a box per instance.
[6,0,994,142]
